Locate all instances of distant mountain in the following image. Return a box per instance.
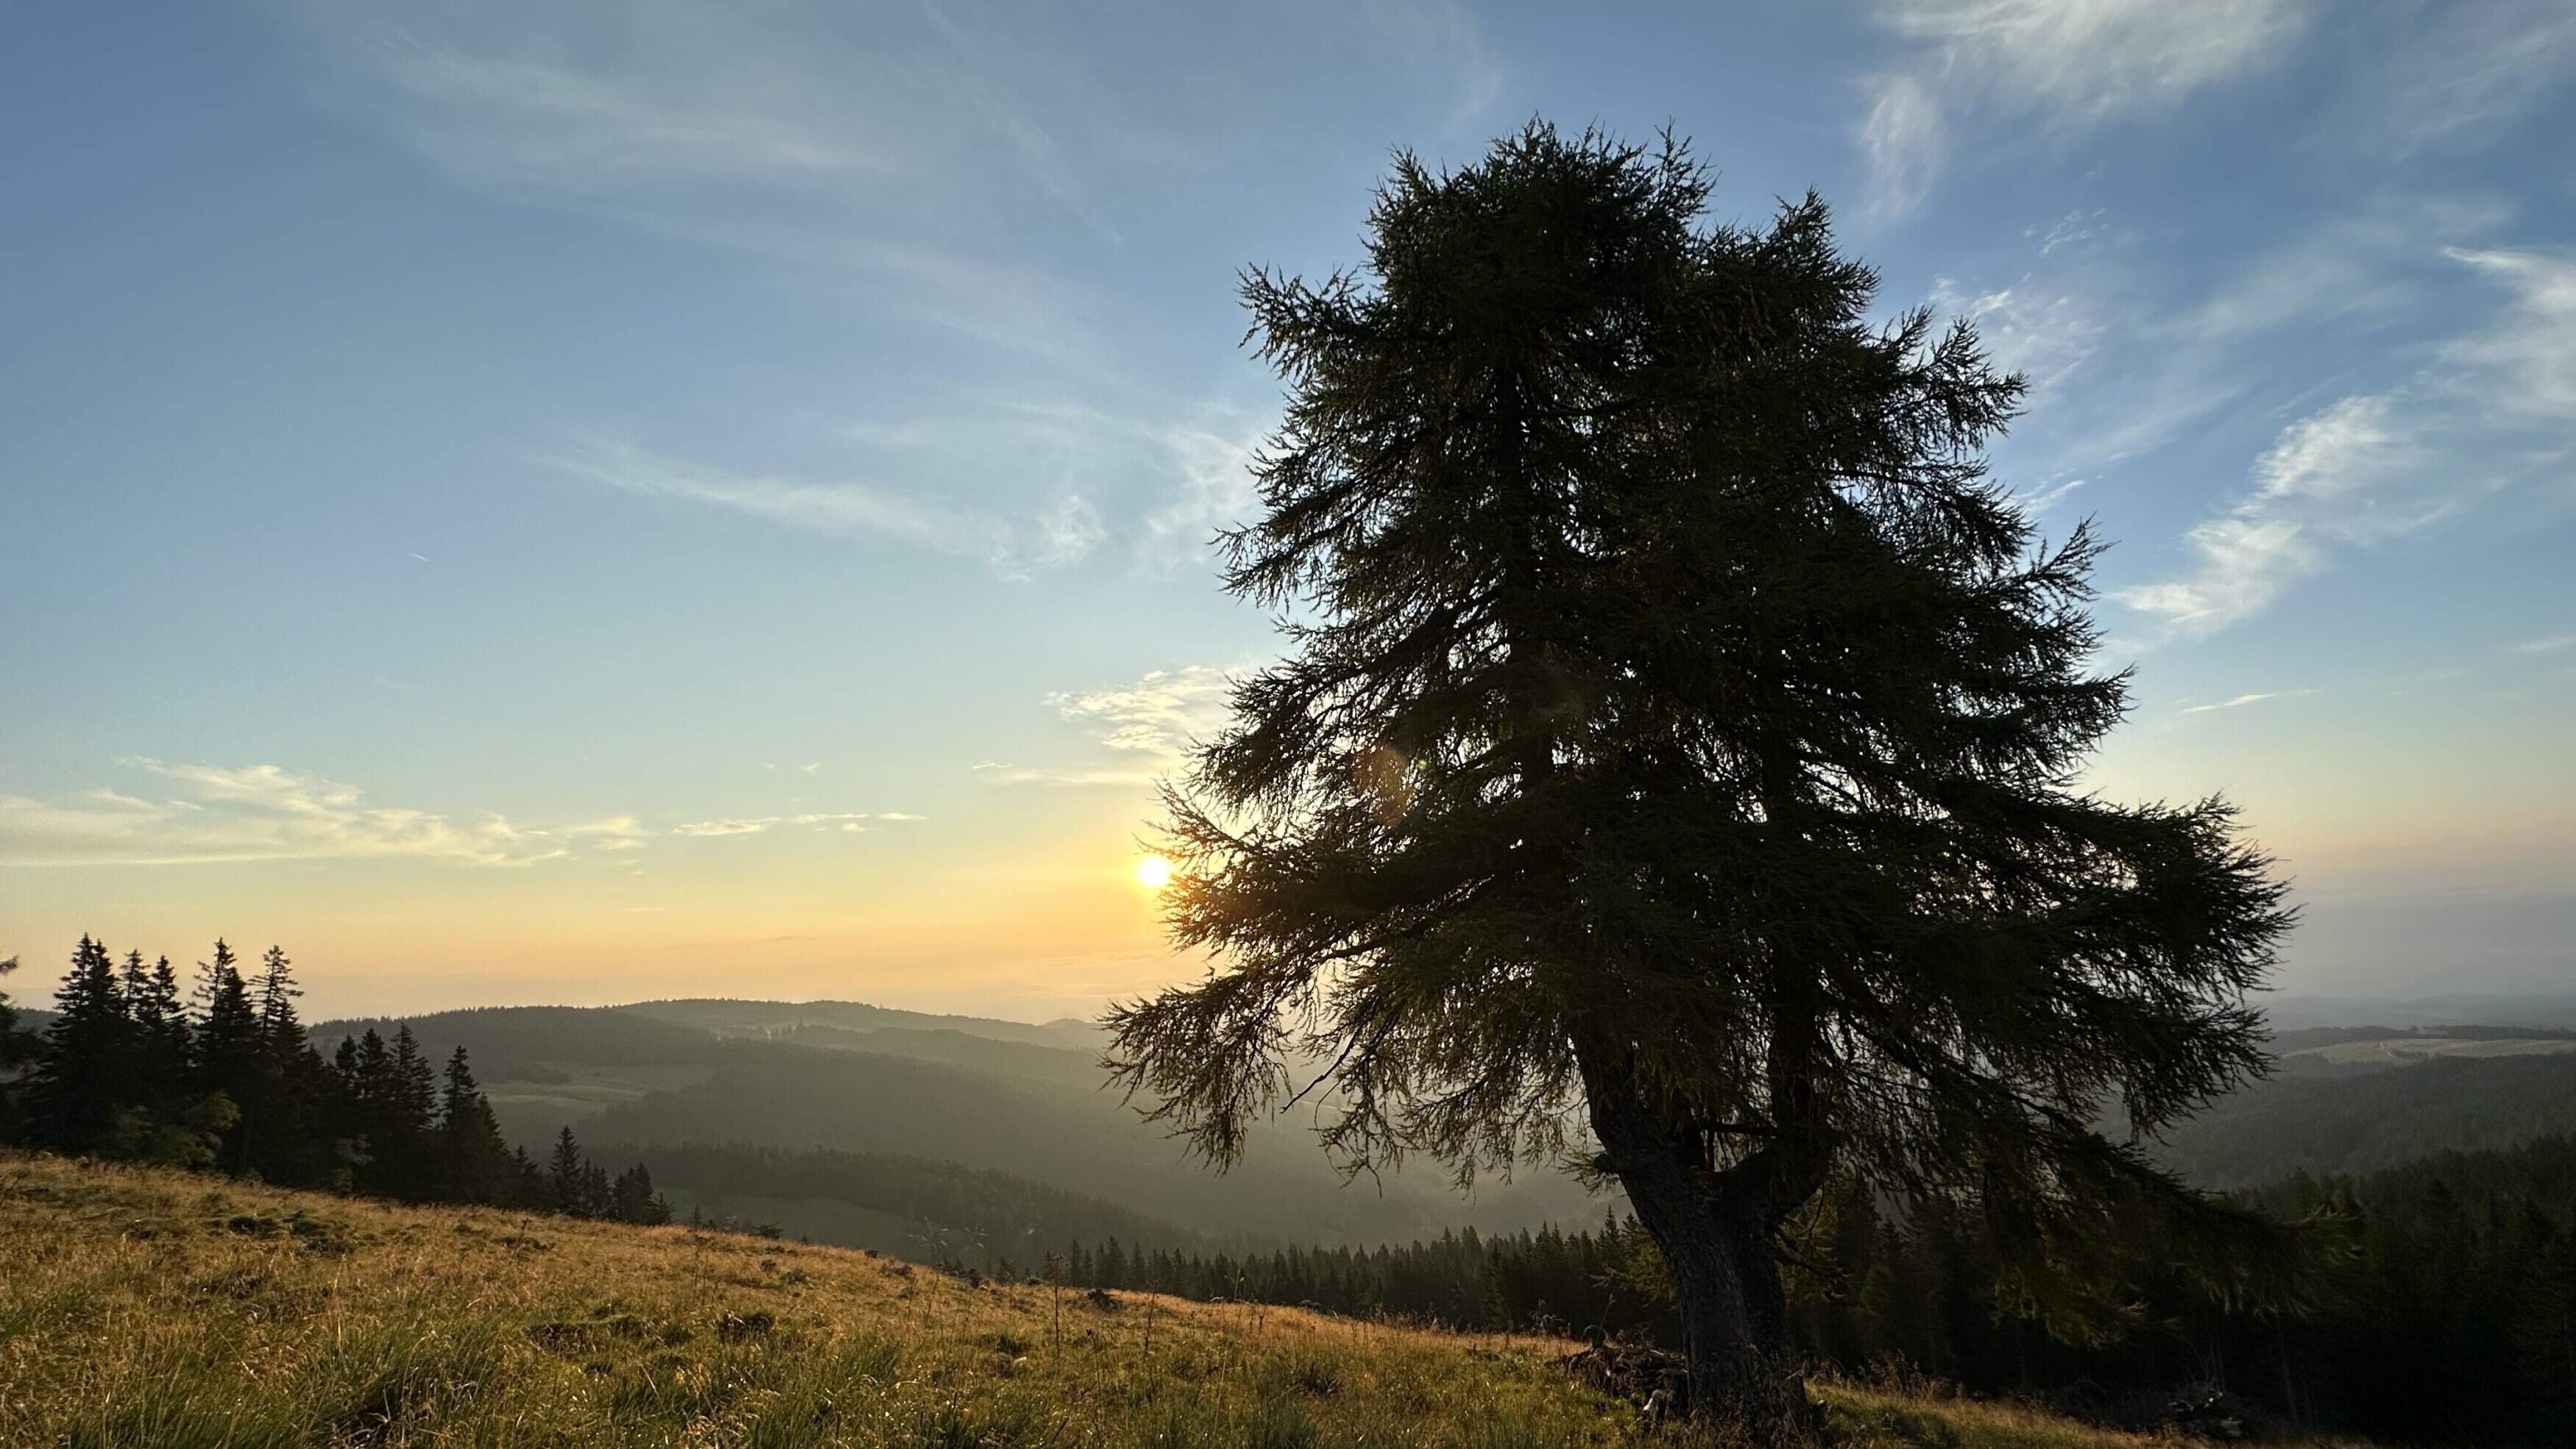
[2148,1050,2576,1188]
[617,998,1105,1054]
[308,999,1602,1250]
[303,993,2576,1239]
[2265,993,2576,1030]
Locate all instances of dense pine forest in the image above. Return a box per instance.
[0,938,665,1223]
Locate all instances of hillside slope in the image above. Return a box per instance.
[630,1142,1214,1269]
[0,1152,2323,1448]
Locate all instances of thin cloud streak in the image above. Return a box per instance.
[0,761,604,868]
[281,1,1508,363]
[834,401,1270,570]
[549,436,1103,575]
[2179,688,2316,715]
[670,812,921,837]
[2123,248,2576,636]
[970,762,1161,789]
[1858,0,2308,222]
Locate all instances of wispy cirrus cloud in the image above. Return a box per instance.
[1051,666,1239,762]
[0,760,926,865]
[1859,0,2309,221]
[1140,419,1267,564]
[970,762,1161,789]
[2504,634,2576,656]
[833,401,1270,570]
[2119,395,2424,632]
[550,403,1269,575]
[277,1,1504,358]
[282,2,1139,357]
[0,761,607,868]
[2338,1,2576,155]
[671,812,921,838]
[977,665,1243,787]
[2179,688,2316,715]
[549,436,1103,576]
[1929,272,2106,399]
[2123,247,2576,635]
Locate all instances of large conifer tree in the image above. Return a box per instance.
[1108,125,2290,1435]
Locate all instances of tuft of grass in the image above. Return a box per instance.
[0,1152,2370,1448]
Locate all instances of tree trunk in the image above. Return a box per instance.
[1586,1079,1818,1442]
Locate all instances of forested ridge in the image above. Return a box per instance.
[2150,1049,2576,1187]
[624,1141,1212,1266]
[0,938,664,1224]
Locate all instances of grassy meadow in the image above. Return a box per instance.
[0,1152,2362,1448]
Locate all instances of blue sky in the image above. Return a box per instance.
[3,1,2572,1020]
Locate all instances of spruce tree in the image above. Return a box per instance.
[236,945,329,1185]
[380,1025,439,1197]
[30,937,132,1152]
[253,946,304,1057]
[610,1163,673,1225]
[548,1127,590,1216]
[191,940,263,1174]
[507,1144,546,1208]
[338,1028,397,1194]
[191,940,260,1086]
[436,1045,511,1203]
[389,1027,437,1133]
[125,954,191,1068]
[1108,124,2291,1435]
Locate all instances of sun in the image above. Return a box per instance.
[1133,854,1175,890]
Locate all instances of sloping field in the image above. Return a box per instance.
[0,1152,2339,1448]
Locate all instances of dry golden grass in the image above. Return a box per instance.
[0,1152,2358,1448]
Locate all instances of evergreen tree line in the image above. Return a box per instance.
[1061,1139,2576,1446]
[1055,1214,1677,1342]
[0,937,668,1225]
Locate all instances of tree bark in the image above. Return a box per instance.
[1585,1065,1820,1442]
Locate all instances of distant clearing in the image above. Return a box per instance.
[2288,1035,2576,1066]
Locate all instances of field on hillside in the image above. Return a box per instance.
[0,1152,2331,1449]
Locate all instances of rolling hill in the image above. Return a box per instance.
[2148,1038,2576,1188]
[301,996,2576,1241]
[308,999,1602,1250]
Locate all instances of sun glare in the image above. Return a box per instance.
[1134,854,1174,890]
